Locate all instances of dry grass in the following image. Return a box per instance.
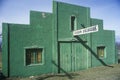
[5,64,120,80]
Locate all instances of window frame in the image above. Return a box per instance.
[24,47,44,66]
[70,15,77,31]
[97,46,106,59]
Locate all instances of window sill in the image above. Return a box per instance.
[26,63,44,67]
[99,57,106,59]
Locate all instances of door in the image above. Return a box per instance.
[58,42,87,73]
[73,43,87,71]
[59,43,72,72]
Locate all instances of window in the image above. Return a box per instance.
[97,46,105,58]
[26,48,43,65]
[71,16,76,31]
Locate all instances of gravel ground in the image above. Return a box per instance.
[4,64,120,80]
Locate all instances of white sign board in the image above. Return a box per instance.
[73,25,99,36]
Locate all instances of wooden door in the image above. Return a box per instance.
[59,43,72,72]
[73,43,87,71]
[59,42,87,73]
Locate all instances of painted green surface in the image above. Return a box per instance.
[91,18,116,67]
[2,23,9,76]
[53,1,92,71]
[2,11,54,76]
[2,1,116,77]
[56,1,90,41]
[59,42,87,72]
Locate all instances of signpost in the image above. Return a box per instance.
[73,25,99,36]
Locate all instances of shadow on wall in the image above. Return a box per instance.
[0,52,2,70]
[118,54,120,63]
[35,60,79,80]
[118,59,120,63]
[52,60,74,79]
[50,36,114,80]
[0,72,6,80]
[74,36,114,68]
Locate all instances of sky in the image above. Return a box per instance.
[0,0,120,42]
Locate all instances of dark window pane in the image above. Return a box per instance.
[71,16,76,31]
[26,48,43,65]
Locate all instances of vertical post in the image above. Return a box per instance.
[58,42,60,73]
[7,24,10,77]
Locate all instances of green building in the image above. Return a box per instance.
[2,1,117,77]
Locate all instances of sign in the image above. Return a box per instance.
[73,25,99,36]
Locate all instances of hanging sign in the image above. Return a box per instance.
[73,25,99,36]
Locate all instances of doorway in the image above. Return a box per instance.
[58,42,88,73]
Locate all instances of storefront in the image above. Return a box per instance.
[2,1,116,77]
